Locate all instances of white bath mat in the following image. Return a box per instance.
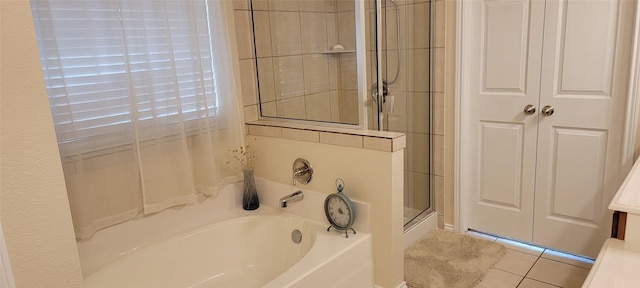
[404,229,506,288]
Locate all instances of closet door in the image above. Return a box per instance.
[466,0,545,241]
[533,0,635,257]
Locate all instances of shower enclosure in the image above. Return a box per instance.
[367,0,435,227]
[248,0,435,228]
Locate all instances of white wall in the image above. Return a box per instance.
[251,135,405,288]
[0,1,84,287]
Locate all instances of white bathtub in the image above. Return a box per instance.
[82,187,374,288]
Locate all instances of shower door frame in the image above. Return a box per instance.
[374,0,385,130]
[454,0,640,237]
[372,0,436,226]
[355,0,369,130]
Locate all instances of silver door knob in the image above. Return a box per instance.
[541,105,554,116]
[524,104,536,115]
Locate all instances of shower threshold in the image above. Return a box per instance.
[403,210,437,249]
[404,209,435,232]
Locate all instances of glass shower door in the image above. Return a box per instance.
[369,0,434,227]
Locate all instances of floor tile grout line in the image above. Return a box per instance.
[522,277,564,288]
[518,277,563,288]
[514,276,526,288]
[469,230,591,288]
[480,267,525,288]
[538,253,595,269]
[521,253,543,281]
[501,247,558,288]
[491,266,527,278]
[491,246,543,287]
[492,234,593,266]
[522,254,582,288]
[519,255,566,288]
[537,255,593,270]
[493,234,593,265]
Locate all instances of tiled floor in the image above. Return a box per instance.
[467,230,595,288]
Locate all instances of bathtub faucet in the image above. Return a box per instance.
[280,191,304,208]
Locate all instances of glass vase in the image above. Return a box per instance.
[242,168,259,210]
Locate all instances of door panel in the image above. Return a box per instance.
[558,0,618,95]
[479,122,524,209]
[533,0,634,257]
[483,0,530,92]
[467,0,545,241]
[547,127,607,224]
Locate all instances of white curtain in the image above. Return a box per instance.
[31,0,244,239]
[0,223,16,288]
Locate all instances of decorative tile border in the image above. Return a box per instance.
[246,120,406,152]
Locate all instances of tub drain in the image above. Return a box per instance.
[291,229,302,244]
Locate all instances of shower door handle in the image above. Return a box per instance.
[523,104,536,115]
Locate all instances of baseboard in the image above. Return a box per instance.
[444,223,455,231]
[374,281,407,288]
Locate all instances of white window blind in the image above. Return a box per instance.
[31,0,218,157]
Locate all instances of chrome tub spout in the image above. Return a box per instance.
[280,191,304,208]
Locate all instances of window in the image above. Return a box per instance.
[31,0,219,157]
[31,0,245,239]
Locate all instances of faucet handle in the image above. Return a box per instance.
[292,158,313,185]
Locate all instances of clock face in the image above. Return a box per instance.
[326,195,351,228]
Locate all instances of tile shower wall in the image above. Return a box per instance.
[365,0,446,227]
[234,0,359,124]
